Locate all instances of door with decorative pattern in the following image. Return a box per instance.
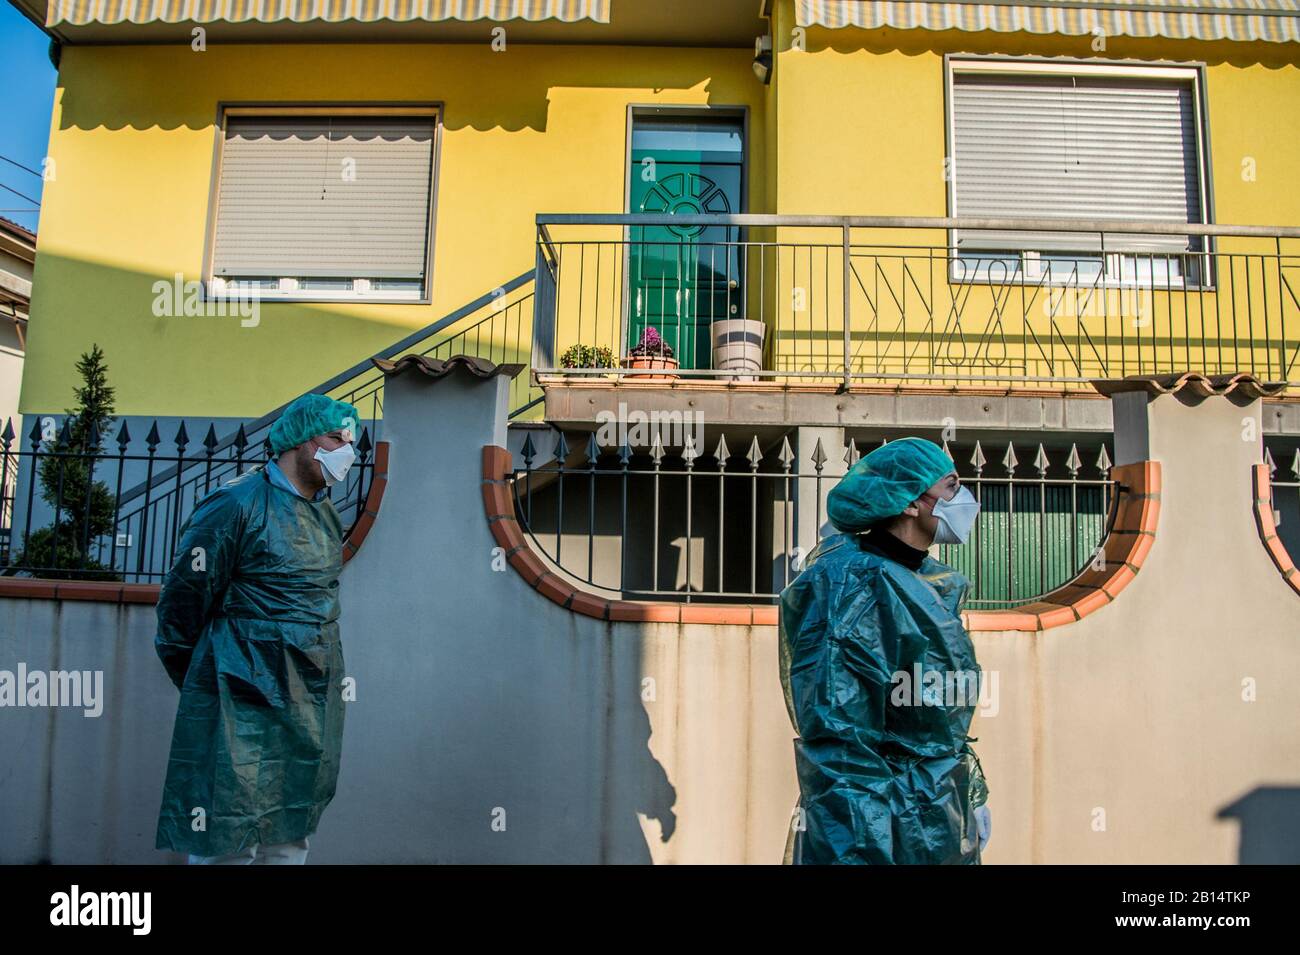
[627,117,744,370]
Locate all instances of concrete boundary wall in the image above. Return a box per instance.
[2,366,1298,863]
[316,366,796,862]
[970,382,1300,864]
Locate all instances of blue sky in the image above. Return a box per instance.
[0,2,58,233]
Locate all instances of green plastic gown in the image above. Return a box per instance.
[779,532,989,865]
[154,465,346,857]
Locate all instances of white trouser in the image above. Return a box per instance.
[188,837,310,865]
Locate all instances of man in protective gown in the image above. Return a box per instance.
[154,394,360,864]
[780,437,991,864]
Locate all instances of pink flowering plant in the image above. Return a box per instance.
[627,326,675,360]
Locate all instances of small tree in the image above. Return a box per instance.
[11,345,120,579]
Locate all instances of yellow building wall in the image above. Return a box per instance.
[775,22,1300,220]
[23,43,766,418]
[766,18,1300,387]
[23,24,1300,417]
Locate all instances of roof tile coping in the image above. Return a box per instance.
[372,354,525,382]
[1252,463,1300,598]
[484,445,1160,632]
[0,441,391,605]
[1091,372,1287,403]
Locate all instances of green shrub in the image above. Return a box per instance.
[559,344,615,369]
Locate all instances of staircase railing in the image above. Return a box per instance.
[40,272,539,580]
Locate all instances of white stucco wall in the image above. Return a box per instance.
[2,368,1297,864]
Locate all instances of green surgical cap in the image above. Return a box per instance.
[268,394,361,454]
[826,437,957,533]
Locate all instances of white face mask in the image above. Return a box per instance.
[313,442,356,487]
[930,485,980,545]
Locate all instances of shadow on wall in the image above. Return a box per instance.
[378,614,681,864]
[19,253,531,420]
[623,689,679,856]
[805,24,1300,69]
[1218,787,1300,864]
[321,368,694,863]
[56,45,749,133]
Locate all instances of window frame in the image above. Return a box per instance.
[202,103,443,305]
[942,55,1216,291]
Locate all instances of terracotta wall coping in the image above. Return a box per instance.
[483,445,1161,632]
[342,441,390,565]
[1252,463,1300,598]
[483,446,778,626]
[962,460,1159,631]
[0,441,390,606]
[0,578,161,604]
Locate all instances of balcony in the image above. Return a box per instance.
[531,214,1300,394]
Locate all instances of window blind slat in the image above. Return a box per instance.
[951,74,1204,254]
[212,117,435,280]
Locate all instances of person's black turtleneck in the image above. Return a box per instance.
[858,524,929,571]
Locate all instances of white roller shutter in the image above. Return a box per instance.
[951,71,1204,254]
[212,115,436,280]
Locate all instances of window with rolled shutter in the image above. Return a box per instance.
[209,113,437,299]
[949,64,1207,260]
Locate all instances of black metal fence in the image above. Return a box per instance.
[0,416,376,583]
[1,275,541,583]
[512,431,1120,609]
[1266,442,1300,560]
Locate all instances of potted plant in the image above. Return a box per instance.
[622,327,678,381]
[559,343,615,373]
[711,316,766,382]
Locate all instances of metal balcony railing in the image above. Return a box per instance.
[532,214,1300,389]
